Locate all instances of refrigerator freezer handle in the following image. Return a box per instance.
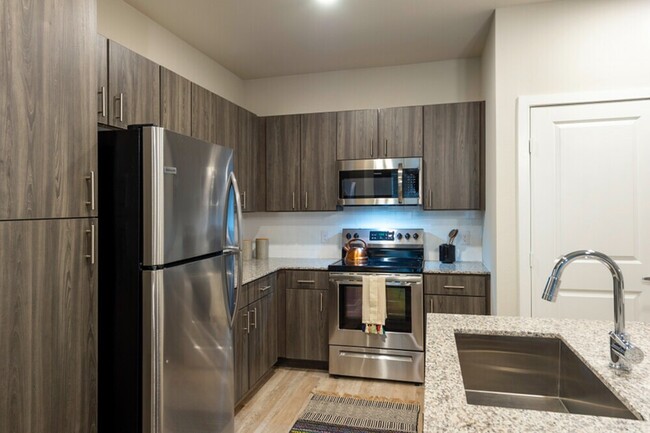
[225,172,244,329]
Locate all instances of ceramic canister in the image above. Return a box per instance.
[255,238,269,259]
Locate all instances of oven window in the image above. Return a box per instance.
[338,283,412,333]
[340,170,397,199]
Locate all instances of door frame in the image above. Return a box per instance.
[516,88,650,316]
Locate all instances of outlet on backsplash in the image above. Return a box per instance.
[461,232,471,245]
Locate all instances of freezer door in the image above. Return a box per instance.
[142,127,233,266]
[142,256,234,433]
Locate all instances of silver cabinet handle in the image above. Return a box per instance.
[384,139,388,157]
[244,311,250,334]
[297,279,315,284]
[85,171,96,210]
[320,293,323,312]
[98,86,106,117]
[259,285,272,293]
[292,192,295,210]
[643,277,650,282]
[443,285,465,290]
[115,93,124,122]
[242,191,247,210]
[305,191,308,209]
[429,298,433,312]
[428,189,432,208]
[370,138,373,157]
[251,308,258,329]
[85,224,95,265]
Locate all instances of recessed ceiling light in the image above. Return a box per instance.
[316,0,338,6]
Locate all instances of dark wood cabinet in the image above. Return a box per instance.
[238,109,266,212]
[233,274,277,405]
[284,270,329,361]
[160,67,192,135]
[0,0,96,220]
[424,274,490,316]
[336,109,378,160]
[378,106,423,158]
[97,34,109,125]
[0,219,97,432]
[106,40,160,129]
[423,102,484,210]
[217,96,239,154]
[266,115,301,211]
[191,83,219,144]
[300,113,338,211]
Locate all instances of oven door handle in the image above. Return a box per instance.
[331,279,422,287]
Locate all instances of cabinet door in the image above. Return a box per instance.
[0,0,96,220]
[378,106,423,158]
[301,113,337,211]
[97,34,109,125]
[108,40,160,129]
[266,115,301,211]
[253,117,267,212]
[160,67,191,135]
[237,108,255,212]
[233,307,249,403]
[191,83,219,144]
[285,289,328,361]
[249,290,278,386]
[217,97,239,165]
[336,109,377,160]
[425,295,486,315]
[423,102,484,210]
[0,219,97,432]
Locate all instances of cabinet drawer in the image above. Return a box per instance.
[285,270,329,290]
[249,273,276,304]
[426,295,486,315]
[424,274,486,296]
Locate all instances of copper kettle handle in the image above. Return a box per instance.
[344,238,367,251]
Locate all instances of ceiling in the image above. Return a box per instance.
[124,0,545,79]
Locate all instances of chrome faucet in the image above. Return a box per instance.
[542,250,644,371]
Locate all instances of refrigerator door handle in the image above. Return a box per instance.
[225,171,244,329]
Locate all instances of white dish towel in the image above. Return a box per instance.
[361,275,387,334]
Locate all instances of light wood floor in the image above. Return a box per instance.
[234,367,424,433]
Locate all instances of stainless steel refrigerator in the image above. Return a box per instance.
[99,126,242,433]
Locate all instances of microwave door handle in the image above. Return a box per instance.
[397,162,404,204]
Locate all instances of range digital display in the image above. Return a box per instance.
[369,231,394,241]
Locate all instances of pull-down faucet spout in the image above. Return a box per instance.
[542,250,644,371]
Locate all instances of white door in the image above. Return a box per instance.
[530,100,650,322]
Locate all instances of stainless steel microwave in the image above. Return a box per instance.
[337,158,422,206]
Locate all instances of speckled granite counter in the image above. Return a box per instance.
[242,258,334,284]
[423,261,489,275]
[243,259,489,284]
[424,314,650,432]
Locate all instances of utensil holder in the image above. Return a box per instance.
[439,244,456,264]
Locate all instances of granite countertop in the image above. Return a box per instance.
[242,258,490,284]
[424,314,650,432]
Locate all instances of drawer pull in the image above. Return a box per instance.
[429,298,433,312]
[443,285,465,290]
[320,293,323,312]
[259,285,272,292]
[297,279,315,284]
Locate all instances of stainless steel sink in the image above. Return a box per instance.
[454,333,642,420]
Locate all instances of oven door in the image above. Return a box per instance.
[328,273,423,352]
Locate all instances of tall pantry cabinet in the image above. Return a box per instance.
[0,0,98,431]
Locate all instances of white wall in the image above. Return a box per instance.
[491,0,650,315]
[243,208,483,261]
[244,58,482,116]
[97,0,247,108]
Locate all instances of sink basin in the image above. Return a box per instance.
[454,333,642,420]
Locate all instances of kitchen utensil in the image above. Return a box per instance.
[343,238,369,265]
[448,229,459,245]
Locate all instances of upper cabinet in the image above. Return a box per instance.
[191,83,219,144]
[160,67,192,135]
[378,106,423,158]
[98,40,160,129]
[0,0,96,220]
[238,109,265,212]
[336,109,378,160]
[301,113,338,211]
[97,35,109,125]
[266,115,301,211]
[423,102,484,210]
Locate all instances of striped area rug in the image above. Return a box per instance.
[289,394,420,433]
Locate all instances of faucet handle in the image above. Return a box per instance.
[610,332,645,369]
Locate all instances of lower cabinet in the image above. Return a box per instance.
[284,270,330,362]
[424,274,490,315]
[233,274,277,404]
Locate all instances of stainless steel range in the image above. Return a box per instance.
[328,228,425,384]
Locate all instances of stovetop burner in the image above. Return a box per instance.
[328,228,424,274]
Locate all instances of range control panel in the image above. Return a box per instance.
[342,228,424,247]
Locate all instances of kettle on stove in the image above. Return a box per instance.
[343,238,369,265]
